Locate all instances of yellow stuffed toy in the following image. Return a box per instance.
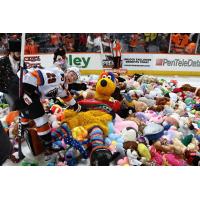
[62,109,112,136]
[94,71,116,101]
[62,109,116,166]
[72,126,88,141]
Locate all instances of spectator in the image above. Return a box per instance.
[50,33,60,47]
[89,33,102,53]
[63,34,74,52]
[185,42,196,54]
[86,34,95,52]
[157,34,170,53]
[128,33,139,52]
[171,33,189,53]
[79,33,87,52]
[25,39,39,54]
[143,33,158,52]
[101,34,111,52]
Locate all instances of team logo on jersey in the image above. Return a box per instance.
[46,88,58,98]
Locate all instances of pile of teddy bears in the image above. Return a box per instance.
[1,71,200,166]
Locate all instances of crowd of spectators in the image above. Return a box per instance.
[0,33,199,55]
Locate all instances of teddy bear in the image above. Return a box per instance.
[181,84,196,93]
[121,127,138,142]
[117,93,136,118]
[178,117,195,137]
[172,88,186,100]
[138,97,156,107]
[132,100,148,112]
[162,115,179,129]
[137,75,159,85]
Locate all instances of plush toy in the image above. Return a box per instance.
[8,122,18,139]
[133,100,148,112]
[117,93,136,118]
[137,75,159,85]
[128,89,144,100]
[173,88,186,100]
[5,111,19,126]
[156,97,170,106]
[172,137,187,155]
[62,109,119,165]
[148,88,163,99]
[178,117,194,136]
[163,153,187,166]
[72,126,88,141]
[138,97,156,107]
[117,157,130,166]
[186,137,199,151]
[149,115,164,124]
[137,143,151,161]
[48,114,61,129]
[149,146,164,166]
[144,110,157,120]
[114,114,138,135]
[153,139,175,154]
[81,89,95,99]
[143,122,164,142]
[148,105,165,112]
[78,72,121,114]
[174,101,186,116]
[105,133,124,153]
[50,104,63,114]
[126,149,143,166]
[162,115,179,128]
[132,112,148,127]
[63,109,112,136]
[95,71,116,101]
[163,126,183,142]
[121,127,138,142]
[123,141,138,151]
[185,150,200,166]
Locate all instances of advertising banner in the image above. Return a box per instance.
[122,54,153,69]
[24,53,102,70]
[2,53,200,74]
[152,54,200,71]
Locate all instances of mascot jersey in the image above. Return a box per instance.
[19,68,75,105]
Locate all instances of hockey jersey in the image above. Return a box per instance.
[20,68,75,106]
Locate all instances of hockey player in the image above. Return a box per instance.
[16,67,81,150]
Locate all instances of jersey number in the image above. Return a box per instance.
[46,73,56,84]
[178,38,183,45]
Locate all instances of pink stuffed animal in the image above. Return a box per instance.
[114,114,138,134]
[150,115,164,124]
[117,157,130,166]
[150,146,163,166]
[163,153,187,166]
[145,110,157,120]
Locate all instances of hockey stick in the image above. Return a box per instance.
[17,33,26,160]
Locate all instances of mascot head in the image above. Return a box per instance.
[95,72,116,98]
